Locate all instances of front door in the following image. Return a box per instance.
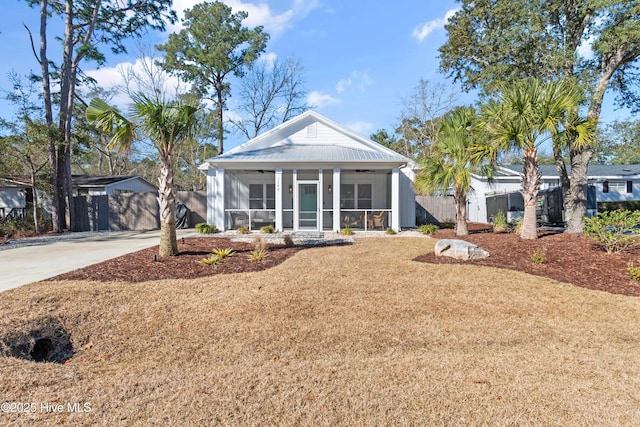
[298,182,319,230]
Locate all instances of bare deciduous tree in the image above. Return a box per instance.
[230,57,309,139]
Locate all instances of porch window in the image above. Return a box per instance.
[249,184,275,209]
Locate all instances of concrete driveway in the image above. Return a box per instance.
[0,229,196,293]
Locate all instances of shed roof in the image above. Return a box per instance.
[71,175,153,188]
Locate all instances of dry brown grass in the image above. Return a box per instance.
[1,237,640,426]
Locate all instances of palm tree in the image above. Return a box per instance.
[86,94,198,256]
[415,106,481,236]
[476,78,590,239]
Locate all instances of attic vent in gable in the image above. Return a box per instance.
[306,123,317,138]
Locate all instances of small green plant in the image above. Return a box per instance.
[584,209,640,254]
[385,228,396,235]
[199,254,222,266]
[419,224,439,235]
[195,223,218,234]
[260,224,275,234]
[531,249,547,264]
[340,227,354,235]
[247,249,269,262]
[627,262,640,282]
[492,211,509,233]
[211,248,236,259]
[236,226,250,234]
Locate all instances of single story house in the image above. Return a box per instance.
[468,164,640,223]
[0,178,29,219]
[72,175,157,196]
[199,111,416,233]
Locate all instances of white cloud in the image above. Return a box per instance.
[84,57,185,108]
[412,8,459,42]
[345,120,374,135]
[336,71,373,93]
[169,0,321,38]
[307,91,341,108]
[336,78,351,94]
[258,52,278,70]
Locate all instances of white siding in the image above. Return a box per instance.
[595,179,639,203]
[468,177,522,223]
[0,187,26,209]
[400,167,416,228]
[104,178,156,195]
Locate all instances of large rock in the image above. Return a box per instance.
[434,239,490,260]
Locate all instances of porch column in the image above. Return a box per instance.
[333,168,341,232]
[318,168,323,231]
[391,167,400,231]
[215,167,225,231]
[292,169,298,230]
[206,169,216,225]
[275,168,283,232]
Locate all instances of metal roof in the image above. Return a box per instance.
[210,144,408,164]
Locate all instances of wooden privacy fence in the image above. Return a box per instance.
[73,191,206,232]
[415,195,456,225]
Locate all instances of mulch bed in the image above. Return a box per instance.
[415,225,640,297]
[44,227,640,297]
[47,238,301,283]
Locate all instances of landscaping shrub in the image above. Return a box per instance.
[247,249,269,262]
[236,226,250,234]
[513,218,524,235]
[492,211,509,233]
[199,255,223,266]
[627,262,640,282]
[211,248,236,259]
[195,223,218,234]
[583,209,640,254]
[419,224,438,235]
[340,227,354,235]
[531,249,547,264]
[260,224,275,234]
[385,228,396,235]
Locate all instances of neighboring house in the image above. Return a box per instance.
[0,178,29,219]
[72,175,157,196]
[199,111,416,233]
[468,164,640,223]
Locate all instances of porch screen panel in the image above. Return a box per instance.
[249,184,263,209]
[266,184,275,209]
[250,183,276,209]
[340,184,355,209]
[358,184,372,209]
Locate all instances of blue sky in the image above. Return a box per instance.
[0,0,632,152]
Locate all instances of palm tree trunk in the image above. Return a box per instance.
[454,187,469,236]
[520,148,541,239]
[158,153,178,257]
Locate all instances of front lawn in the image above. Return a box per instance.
[1,238,639,425]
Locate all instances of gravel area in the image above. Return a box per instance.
[0,229,427,252]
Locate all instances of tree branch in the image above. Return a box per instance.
[23,23,42,65]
